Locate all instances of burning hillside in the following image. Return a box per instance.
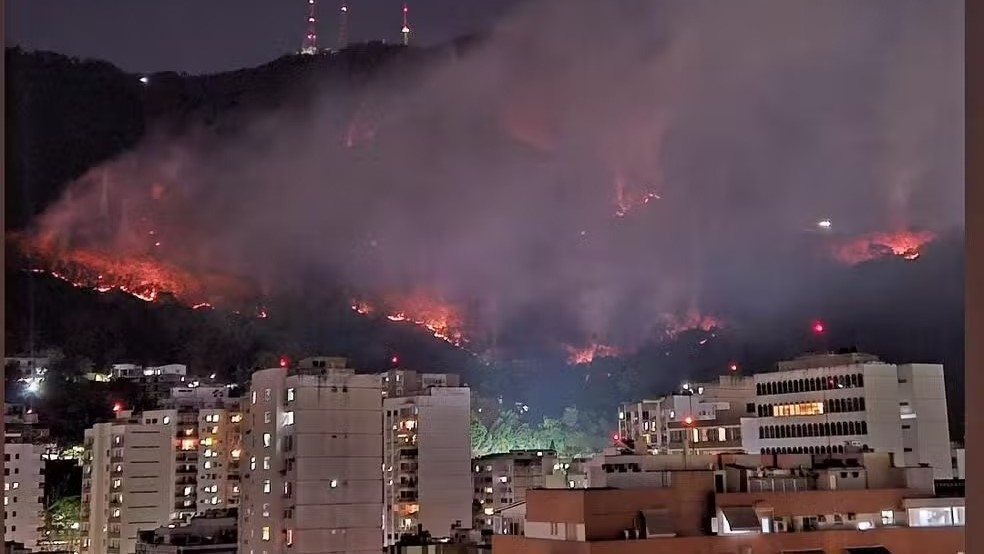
[351,292,470,348]
[831,230,936,265]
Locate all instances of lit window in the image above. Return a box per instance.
[718,427,727,442]
[484,507,494,515]
[772,402,825,417]
[211,426,219,434]
[263,433,272,448]
[210,496,219,505]
[263,480,272,493]
[881,510,895,525]
[232,449,242,460]
[286,529,294,546]
[330,479,338,488]
[284,412,295,426]
[181,439,196,451]
[230,414,243,423]
[498,476,508,483]
[262,503,271,517]
[112,509,121,518]
[163,416,171,425]
[112,479,121,488]
[484,487,493,494]
[263,456,271,470]
[204,461,212,470]
[264,412,272,424]
[287,388,295,402]
[251,391,257,404]
[184,486,193,496]
[908,507,954,527]
[250,457,257,470]
[692,428,700,443]
[261,526,271,541]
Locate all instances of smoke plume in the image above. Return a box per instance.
[26,0,963,354]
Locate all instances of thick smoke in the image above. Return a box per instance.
[29,0,963,353]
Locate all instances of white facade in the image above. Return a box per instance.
[82,411,177,554]
[383,386,471,545]
[740,354,953,479]
[3,443,45,549]
[239,363,383,554]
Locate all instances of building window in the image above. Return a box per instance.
[263,456,271,470]
[252,391,257,404]
[163,416,171,425]
[263,433,272,448]
[908,507,954,527]
[772,402,824,417]
[250,457,257,470]
[264,411,272,424]
[284,412,295,426]
[263,480,272,494]
[286,529,294,546]
[287,388,295,402]
[262,527,271,541]
[264,389,272,402]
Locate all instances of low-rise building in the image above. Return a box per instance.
[135,509,237,554]
[493,451,965,553]
[472,450,555,537]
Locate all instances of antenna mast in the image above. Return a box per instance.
[401,2,411,46]
[338,2,350,49]
[302,0,319,55]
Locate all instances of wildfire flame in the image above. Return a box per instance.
[660,310,722,339]
[564,343,619,365]
[351,293,468,347]
[14,234,257,308]
[831,230,935,265]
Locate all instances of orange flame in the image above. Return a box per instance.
[564,343,619,365]
[660,310,722,339]
[351,292,468,347]
[831,230,935,265]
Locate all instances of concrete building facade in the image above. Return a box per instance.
[3,443,45,549]
[740,353,954,479]
[472,450,555,538]
[383,383,471,546]
[239,359,383,554]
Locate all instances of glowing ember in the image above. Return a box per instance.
[614,172,661,218]
[564,343,619,365]
[192,302,214,310]
[351,301,373,315]
[831,230,935,265]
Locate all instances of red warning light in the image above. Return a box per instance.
[729,362,738,372]
[391,356,399,365]
[279,357,289,368]
[112,403,123,413]
[612,433,620,442]
[812,321,825,334]
[684,416,693,425]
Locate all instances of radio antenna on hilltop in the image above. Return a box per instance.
[401,2,411,46]
[301,0,319,54]
[338,2,350,49]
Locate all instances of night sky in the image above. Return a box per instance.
[6,0,523,74]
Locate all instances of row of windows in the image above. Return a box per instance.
[757,397,866,417]
[759,420,867,439]
[762,444,869,455]
[758,374,864,396]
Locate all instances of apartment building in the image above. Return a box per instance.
[740,353,954,479]
[239,358,383,554]
[618,375,755,455]
[493,451,965,554]
[3,442,45,549]
[383,380,471,546]
[81,410,177,554]
[111,364,190,407]
[162,386,244,518]
[472,450,555,537]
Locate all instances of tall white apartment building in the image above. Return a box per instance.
[81,410,177,554]
[239,358,383,554]
[3,442,45,549]
[163,386,244,517]
[382,375,471,546]
[82,399,244,554]
[740,353,954,479]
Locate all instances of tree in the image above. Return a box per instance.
[38,495,81,552]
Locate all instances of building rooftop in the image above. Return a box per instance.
[777,352,882,372]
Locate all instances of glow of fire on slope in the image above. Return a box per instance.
[831,230,936,265]
[564,343,620,365]
[660,310,723,339]
[15,234,257,309]
[350,294,469,348]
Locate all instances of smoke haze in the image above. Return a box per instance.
[28,0,964,354]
